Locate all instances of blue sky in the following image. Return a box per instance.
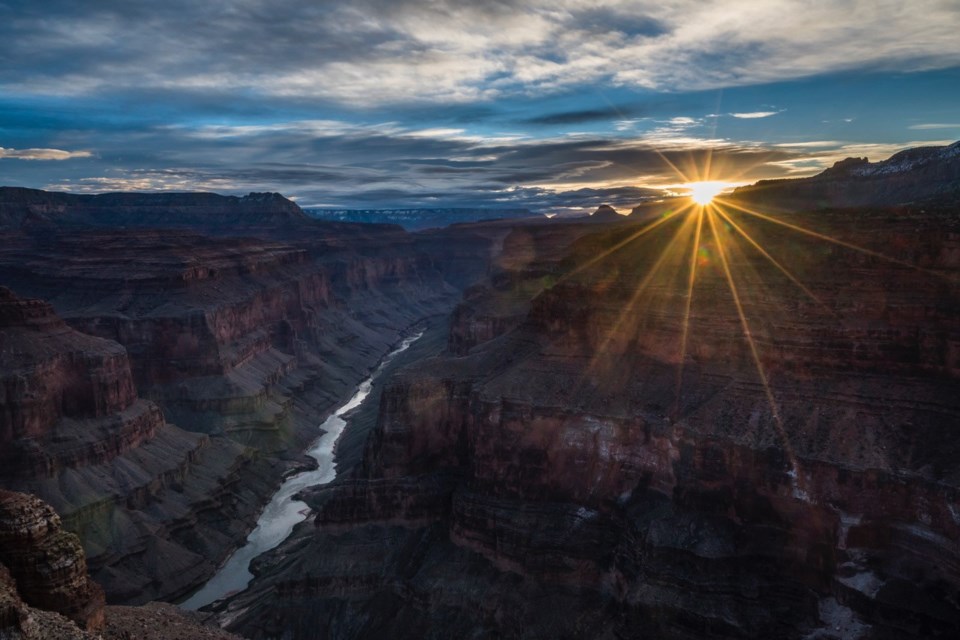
[1,0,959,213]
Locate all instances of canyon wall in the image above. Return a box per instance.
[0,192,498,605]
[224,206,960,639]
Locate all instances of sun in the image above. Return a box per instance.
[687,181,728,205]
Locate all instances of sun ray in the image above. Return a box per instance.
[715,197,946,277]
[706,209,803,486]
[654,148,696,185]
[713,205,836,316]
[674,206,705,416]
[588,88,696,186]
[560,204,693,284]
[585,212,697,377]
[701,128,716,185]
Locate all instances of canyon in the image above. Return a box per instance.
[0,188,498,608]
[0,144,959,639]
[220,201,960,638]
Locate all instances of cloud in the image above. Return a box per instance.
[731,111,780,119]
[0,146,92,160]
[23,117,798,212]
[908,123,960,129]
[2,1,959,105]
[525,107,635,126]
[1,2,955,216]
[773,140,841,148]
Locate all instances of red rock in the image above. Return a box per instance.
[0,192,497,605]
[224,208,960,638]
[0,490,105,631]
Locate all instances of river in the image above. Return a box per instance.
[179,330,424,610]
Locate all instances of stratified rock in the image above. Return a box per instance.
[0,288,257,604]
[1,536,240,640]
[0,562,95,640]
[0,287,143,474]
[0,190,499,604]
[0,491,104,631]
[224,206,960,639]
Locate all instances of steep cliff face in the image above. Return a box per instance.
[224,206,960,639]
[0,288,264,604]
[0,287,151,474]
[0,562,96,640]
[0,228,470,451]
[0,191,496,605]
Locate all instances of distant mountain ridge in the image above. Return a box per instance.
[732,140,960,210]
[305,207,538,230]
[587,204,625,222]
[0,187,307,229]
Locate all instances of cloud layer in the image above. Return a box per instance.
[0,146,91,160]
[3,0,960,105]
[29,118,796,212]
[1,1,958,212]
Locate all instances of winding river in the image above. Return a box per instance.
[179,331,424,610]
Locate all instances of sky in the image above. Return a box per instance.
[1,0,959,214]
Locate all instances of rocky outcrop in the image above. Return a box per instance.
[0,491,241,640]
[0,287,150,476]
[223,206,960,639]
[101,603,241,640]
[0,563,96,640]
[0,491,104,631]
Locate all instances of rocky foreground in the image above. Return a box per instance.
[0,489,239,640]
[222,202,960,639]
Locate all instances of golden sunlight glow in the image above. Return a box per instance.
[558,146,949,503]
[687,181,728,205]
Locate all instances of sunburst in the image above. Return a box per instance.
[559,152,946,497]
[687,181,729,205]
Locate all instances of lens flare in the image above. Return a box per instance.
[687,181,728,205]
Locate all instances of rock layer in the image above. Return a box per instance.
[0,490,104,631]
[0,192,496,604]
[0,491,240,640]
[0,288,260,604]
[224,207,960,639]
